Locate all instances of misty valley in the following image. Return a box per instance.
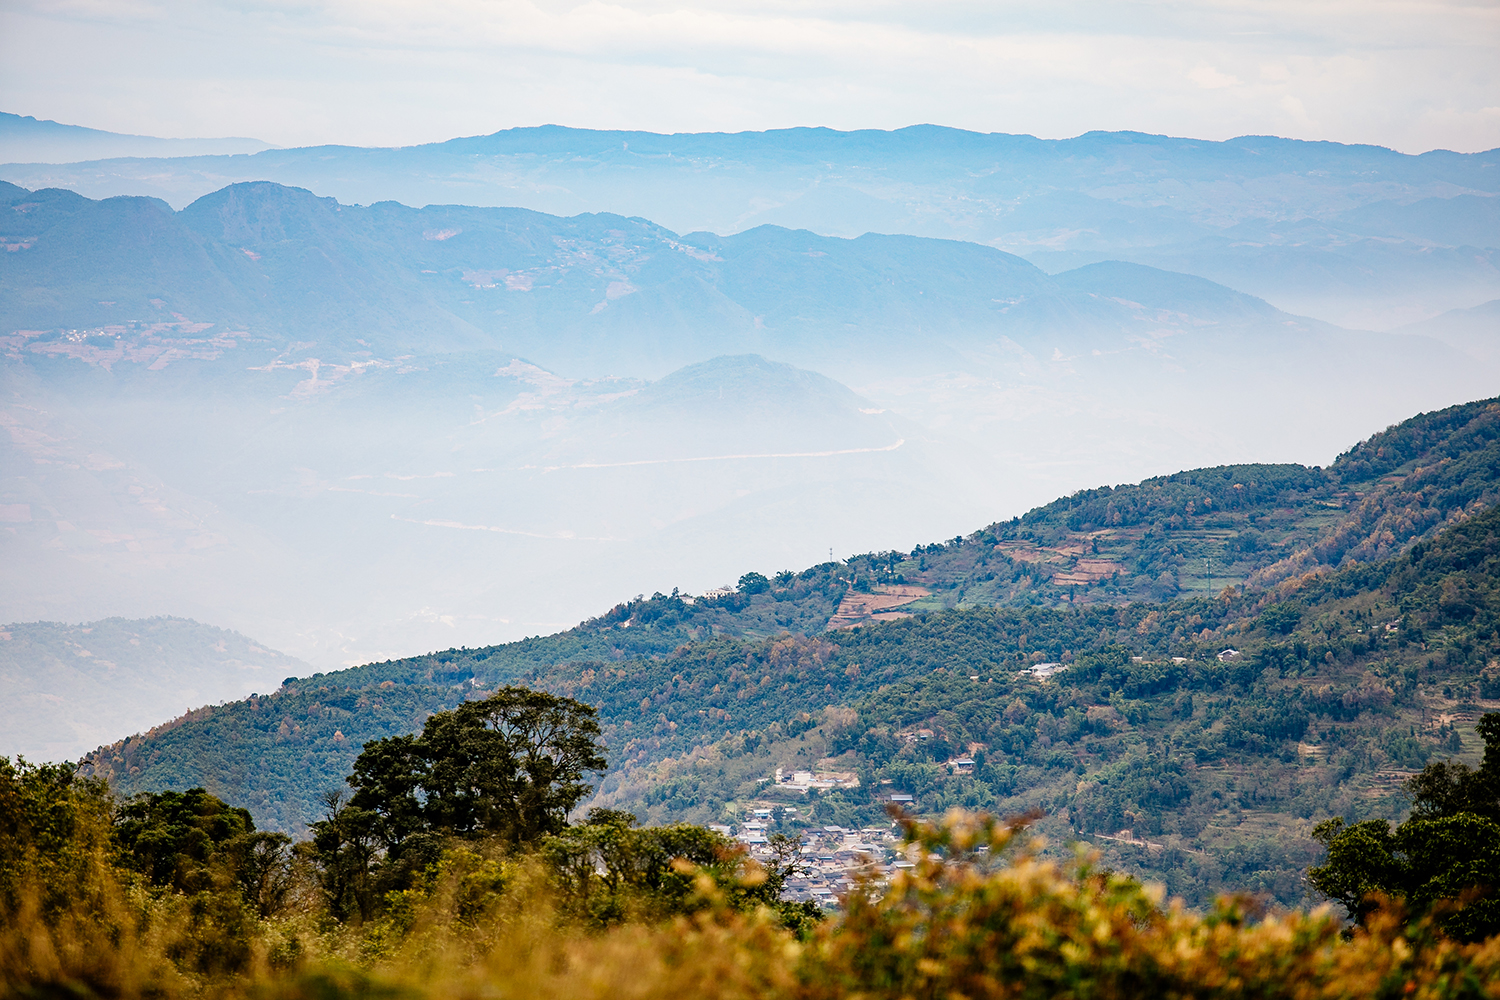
[3,123,1500,999]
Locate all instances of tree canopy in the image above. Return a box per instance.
[1309,713,1500,941]
[345,687,606,849]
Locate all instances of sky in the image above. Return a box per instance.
[0,0,1497,154]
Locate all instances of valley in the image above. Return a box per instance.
[70,396,1500,910]
[5,12,1500,995]
[3,179,1493,667]
[3,130,1497,920]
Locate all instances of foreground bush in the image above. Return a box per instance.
[5,809,1500,1000]
[805,811,1500,1000]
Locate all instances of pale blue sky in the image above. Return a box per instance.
[1,0,1496,152]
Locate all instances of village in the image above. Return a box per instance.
[704,760,941,907]
[710,808,910,907]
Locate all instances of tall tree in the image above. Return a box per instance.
[1309,713,1500,941]
[309,790,382,922]
[112,787,255,893]
[347,687,607,849]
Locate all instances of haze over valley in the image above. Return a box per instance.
[9,0,1500,990]
[3,153,1496,671]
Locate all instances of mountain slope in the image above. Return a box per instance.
[79,497,1500,909]
[77,396,1500,879]
[844,396,1500,609]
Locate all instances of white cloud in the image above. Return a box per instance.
[1188,66,1241,90]
[0,0,1495,152]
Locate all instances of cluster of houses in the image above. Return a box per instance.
[772,766,861,791]
[711,816,910,907]
[709,807,794,846]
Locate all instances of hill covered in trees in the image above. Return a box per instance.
[867,393,1500,608]
[78,396,1500,907]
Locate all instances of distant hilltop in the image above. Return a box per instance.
[3,122,1493,331]
[0,111,276,163]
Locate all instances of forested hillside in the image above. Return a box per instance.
[80,397,1500,906]
[866,395,1500,607]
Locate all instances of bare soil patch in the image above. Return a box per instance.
[828,584,931,629]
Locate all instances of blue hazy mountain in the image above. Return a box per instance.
[1,179,1493,669]
[0,178,1367,379]
[1395,298,1500,364]
[3,124,1496,329]
[0,112,275,164]
[0,616,308,762]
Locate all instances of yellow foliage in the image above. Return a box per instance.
[3,811,1499,1000]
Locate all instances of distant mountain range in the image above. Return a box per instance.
[0,177,1369,377]
[3,123,1496,329]
[2,178,1494,668]
[0,112,275,163]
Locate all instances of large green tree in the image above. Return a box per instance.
[113,787,296,918]
[113,787,255,893]
[346,687,607,850]
[308,688,606,920]
[1309,713,1500,941]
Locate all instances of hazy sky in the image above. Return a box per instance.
[2,0,1497,153]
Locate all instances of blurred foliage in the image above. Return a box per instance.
[3,797,1500,1000]
[0,756,114,917]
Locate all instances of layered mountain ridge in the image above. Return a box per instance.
[1,178,1352,379]
[5,123,1496,330]
[2,178,1494,668]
